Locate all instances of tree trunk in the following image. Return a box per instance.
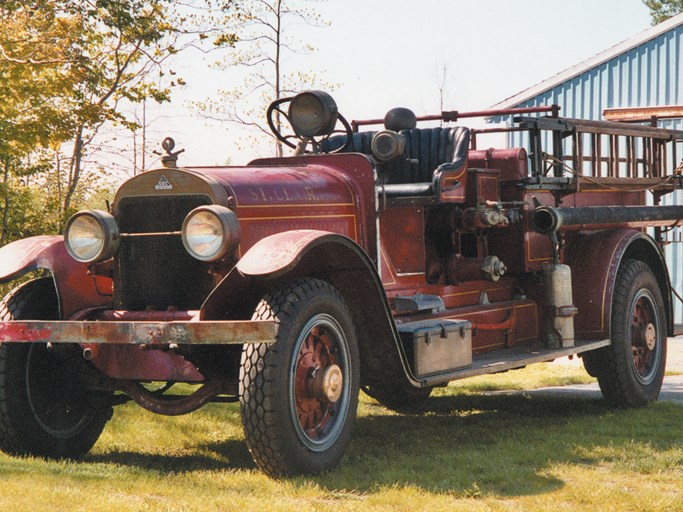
[274,0,283,158]
[1,158,10,244]
[63,125,84,230]
[55,150,62,215]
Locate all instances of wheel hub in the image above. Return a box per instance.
[644,323,656,350]
[310,364,343,403]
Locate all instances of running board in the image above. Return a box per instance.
[421,338,611,386]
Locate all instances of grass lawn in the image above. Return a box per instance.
[0,363,681,511]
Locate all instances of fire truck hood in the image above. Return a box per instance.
[113,163,361,213]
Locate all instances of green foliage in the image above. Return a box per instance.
[643,0,683,24]
[0,156,115,243]
[0,0,187,236]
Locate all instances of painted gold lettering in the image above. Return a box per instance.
[273,187,286,201]
[304,187,318,201]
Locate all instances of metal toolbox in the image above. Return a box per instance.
[397,319,472,377]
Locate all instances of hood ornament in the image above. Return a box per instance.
[154,137,185,169]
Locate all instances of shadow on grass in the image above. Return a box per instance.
[87,439,256,473]
[85,392,683,499]
[311,393,683,497]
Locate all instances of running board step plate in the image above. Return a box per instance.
[421,338,611,386]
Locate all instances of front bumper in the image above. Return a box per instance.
[0,319,276,346]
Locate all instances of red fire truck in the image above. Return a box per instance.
[0,91,681,476]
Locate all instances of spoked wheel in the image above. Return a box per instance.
[629,289,662,386]
[240,278,360,477]
[591,259,667,407]
[0,278,112,459]
[291,314,351,452]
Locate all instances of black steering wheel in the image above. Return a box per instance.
[267,96,354,154]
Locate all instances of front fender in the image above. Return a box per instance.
[237,229,344,279]
[565,229,671,339]
[0,236,64,283]
[0,236,112,318]
[202,230,382,316]
[201,229,423,388]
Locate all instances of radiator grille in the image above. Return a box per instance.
[115,195,214,310]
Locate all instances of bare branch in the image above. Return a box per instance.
[194,0,335,156]
[0,43,69,66]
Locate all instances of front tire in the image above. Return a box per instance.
[0,278,112,459]
[239,279,360,477]
[591,259,667,407]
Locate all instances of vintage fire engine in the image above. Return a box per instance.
[0,91,682,476]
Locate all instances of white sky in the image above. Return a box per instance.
[140,0,653,169]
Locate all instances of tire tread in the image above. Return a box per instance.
[0,278,111,459]
[240,278,358,477]
[595,259,667,407]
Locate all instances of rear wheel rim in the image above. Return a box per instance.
[289,313,351,452]
[629,289,662,385]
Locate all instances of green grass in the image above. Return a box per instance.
[0,363,682,512]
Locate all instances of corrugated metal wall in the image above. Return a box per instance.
[501,26,682,121]
[493,24,683,321]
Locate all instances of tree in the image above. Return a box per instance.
[0,0,192,234]
[643,0,683,24]
[194,0,334,157]
[0,1,81,240]
[51,0,183,218]
[433,57,456,126]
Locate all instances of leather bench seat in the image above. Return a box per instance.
[323,126,470,198]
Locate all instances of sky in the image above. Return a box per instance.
[140,0,655,169]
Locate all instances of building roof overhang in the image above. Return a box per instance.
[490,13,683,111]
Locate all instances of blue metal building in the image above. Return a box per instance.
[489,13,683,321]
[490,13,683,127]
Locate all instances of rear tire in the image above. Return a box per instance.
[590,260,667,407]
[239,278,360,477]
[0,278,112,459]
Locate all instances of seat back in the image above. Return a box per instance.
[396,127,469,184]
[323,126,470,197]
[321,131,375,153]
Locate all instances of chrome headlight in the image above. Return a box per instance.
[289,90,338,138]
[64,210,119,263]
[182,205,240,262]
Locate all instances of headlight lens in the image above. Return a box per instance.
[64,210,119,263]
[182,205,240,262]
[289,90,338,138]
